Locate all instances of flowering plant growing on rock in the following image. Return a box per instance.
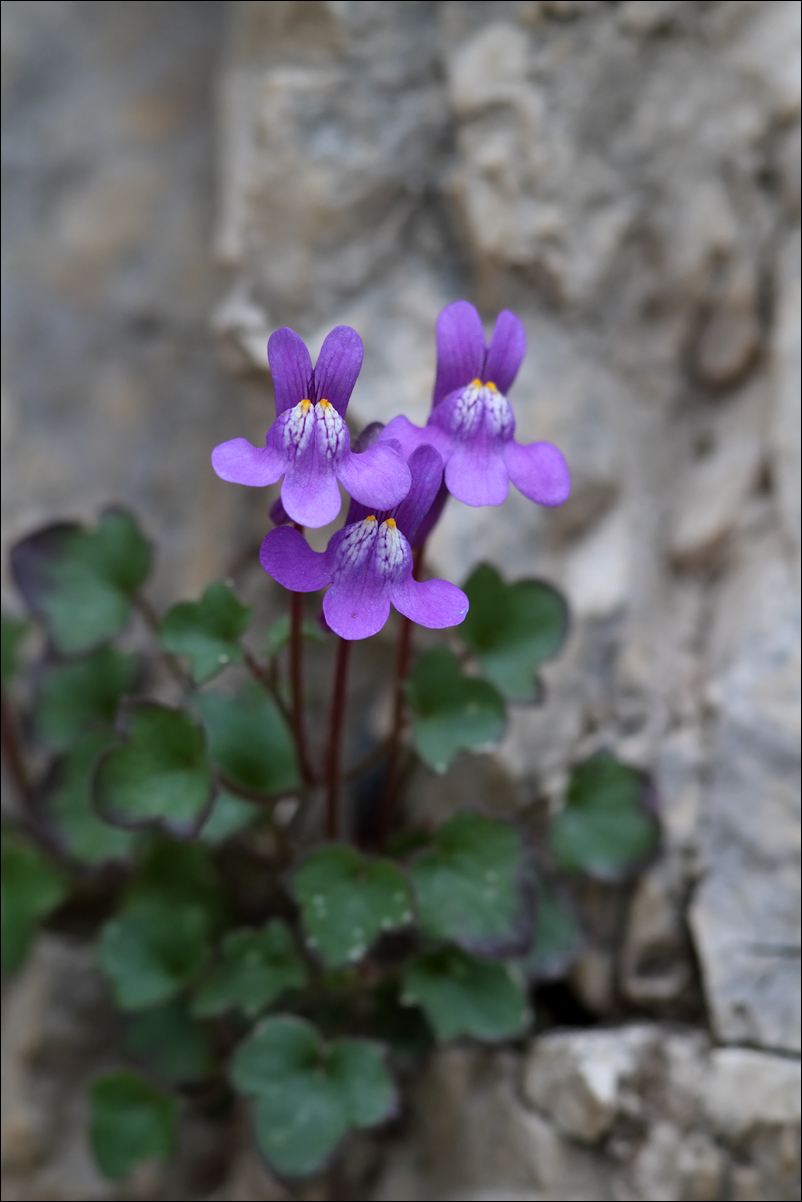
[1,302,658,1189]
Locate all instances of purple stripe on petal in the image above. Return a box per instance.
[268,328,314,416]
[504,439,571,507]
[259,527,330,592]
[211,437,286,487]
[313,326,364,417]
[444,439,510,507]
[323,579,392,640]
[391,576,469,629]
[393,445,444,545]
[432,301,486,408]
[337,442,411,510]
[484,310,526,394]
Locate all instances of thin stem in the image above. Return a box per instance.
[133,593,192,689]
[376,545,424,847]
[326,637,352,840]
[289,526,314,784]
[243,649,292,727]
[1,690,33,809]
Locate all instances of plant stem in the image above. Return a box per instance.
[325,637,352,840]
[288,525,314,784]
[133,593,192,689]
[1,689,32,809]
[243,649,292,728]
[376,545,424,847]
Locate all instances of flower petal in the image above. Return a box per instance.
[211,437,286,487]
[393,445,444,545]
[432,301,486,408]
[504,439,571,507]
[313,326,364,416]
[337,442,412,510]
[281,459,343,527]
[391,575,469,629]
[484,310,526,394]
[380,415,447,458]
[259,527,330,592]
[323,579,392,640]
[268,328,314,416]
[444,438,510,507]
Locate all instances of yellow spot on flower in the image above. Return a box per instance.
[385,518,397,528]
[319,398,331,408]
[300,398,312,410]
[485,381,497,391]
[366,515,377,522]
[471,377,482,387]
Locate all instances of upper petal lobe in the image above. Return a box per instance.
[313,326,364,417]
[268,328,314,417]
[432,301,486,408]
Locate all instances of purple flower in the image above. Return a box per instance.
[381,301,571,509]
[259,445,469,640]
[211,326,412,528]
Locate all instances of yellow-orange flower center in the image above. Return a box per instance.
[384,517,397,528]
[470,378,497,391]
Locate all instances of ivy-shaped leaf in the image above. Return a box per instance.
[10,510,152,655]
[36,647,138,751]
[90,1071,177,1180]
[549,752,659,880]
[1,613,29,685]
[195,688,297,795]
[1,829,68,973]
[198,790,257,845]
[410,812,533,957]
[402,947,530,1043]
[98,897,209,1010]
[293,845,413,968]
[406,647,506,774]
[460,564,568,700]
[519,878,583,981]
[94,701,213,835]
[231,1016,397,1178]
[192,920,307,1019]
[44,732,135,865]
[124,998,214,1084]
[159,581,252,684]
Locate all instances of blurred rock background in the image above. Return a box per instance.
[1,2,799,1200]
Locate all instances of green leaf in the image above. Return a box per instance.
[1,614,29,685]
[129,838,229,931]
[94,702,213,834]
[159,582,252,684]
[192,920,307,1019]
[461,564,568,701]
[124,998,213,1083]
[293,845,413,968]
[90,1071,177,1180]
[199,790,256,844]
[10,510,152,655]
[406,647,506,774]
[46,732,135,864]
[265,615,326,657]
[1,830,68,973]
[98,898,209,1010]
[410,813,533,957]
[195,688,298,795]
[36,647,138,751]
[548,752,659,880]
[402,948,530,1043]
[519,879,583,981]
[232,1016,396,1178]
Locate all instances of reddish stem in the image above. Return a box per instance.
[1,689,33,809]
[326,637,352,840]
[289,588,314,784]
[376,544,424,846]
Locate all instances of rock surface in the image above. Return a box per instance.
[2,2,800,1200]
